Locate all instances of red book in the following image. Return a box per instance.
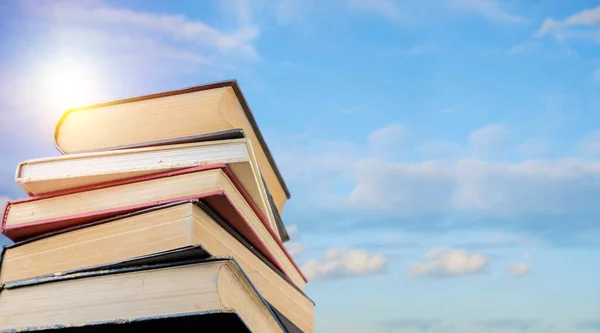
[1,164,307,285]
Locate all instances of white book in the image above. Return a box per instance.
[15,137,287,242]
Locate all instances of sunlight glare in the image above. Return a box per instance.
[39,56,102,123]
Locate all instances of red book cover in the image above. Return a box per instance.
[1,163,307,283]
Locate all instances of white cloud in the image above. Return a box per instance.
[446,0,525,24]
[19,0,260,61]
[278,125,600,219]
[4,0,263,139]
[284,224,303,256]
[278,125,600,218]
[285,242,304,257]
[468,123,507,153]
[53,28,214,64]
[347,0,525,25]
[346,157,600,216]
[508,263,532,277]
[408,248,489,278]
[522,252,532,259]
[368,123,406,156]
[302,247,389,281]
[287,224,299,239]
[535,5,600,40]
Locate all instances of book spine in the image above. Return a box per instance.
[223,167,307,282]
[1,201,9,236]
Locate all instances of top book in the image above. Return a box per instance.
[54,80,291,215]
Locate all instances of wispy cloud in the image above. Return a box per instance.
[275,124,600,246]
[408,248,489,278]
[368,123,406,158]
[368,123,405,148]
[468,123,509,156]
[19,0,261,62]
[287,224,299,239]
[280,125,600,223]
[284,224,304,257]
[446,0,525,24]
[347,0,525,25]
[344,157,600,217]
[1,0,264,147]
[286,242,304,257]
[302,247,389,281]
[535,5,600,40]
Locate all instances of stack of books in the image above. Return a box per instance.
[0,80,314,332]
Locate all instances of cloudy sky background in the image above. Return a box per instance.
[1,0,600,332]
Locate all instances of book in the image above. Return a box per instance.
[54,80,291,215]
[0,201,314,332]
[1,164,307,290]
[7,311,259,332]
[15,136,289,242]
[0,258,288,333]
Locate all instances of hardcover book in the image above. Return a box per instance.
[0,258,288,333]
[15,134,289,242]
[54,80,291,215]
[1,164,307,289]
[0,201,314,332]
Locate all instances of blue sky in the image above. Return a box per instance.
[1,0,600,332]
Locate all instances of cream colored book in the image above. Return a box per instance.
[15,136,288,242]
[0,258,286,333]
[54,80,291,216]
[0,201,314,333]
[2,165,307,290]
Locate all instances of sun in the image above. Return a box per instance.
[39,56,102,123]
